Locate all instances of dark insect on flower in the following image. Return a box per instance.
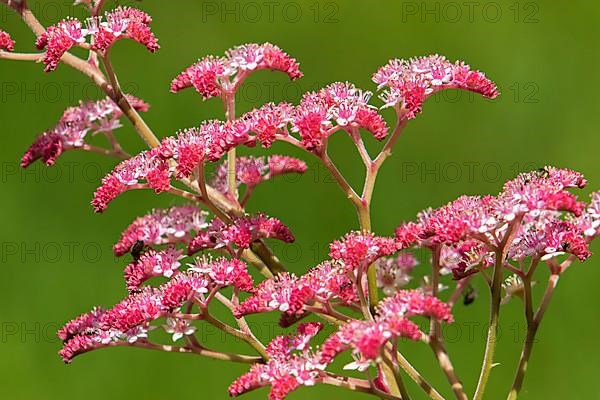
[463,285,478,306]
[536,167,550,179]
[130,240,145,262]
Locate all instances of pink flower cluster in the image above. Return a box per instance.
[188,214,295,255]
[123,247,184,291]
[576,191,600,238]
[21,95,149,167]
[90,105,304,211]
[59,257,254,362]
[114,205,208,256]
[91,148,171,212]
[231,291,451,399]
[292,82,388,150]
[395,167,593,278]
[373,55,499,118]
[211,155,307,194]
[171,43,302,99]
[229,323,325,400]
[0,29,14,51]
[319,290,452,368]
[376,252,419,296]
[35,7,158,71]
[235,260,357,319]
[329,231,399,271]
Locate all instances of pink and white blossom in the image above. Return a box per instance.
[0,29,15,51]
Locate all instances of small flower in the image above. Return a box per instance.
[501,275,530,305]
[163,318,196,342]
[0,29,15,52]
[376,252,419,296]
[114,205,208,256]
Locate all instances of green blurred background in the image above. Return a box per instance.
[1,0,598,399]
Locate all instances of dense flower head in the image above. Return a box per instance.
[189,257,255,292]
[57,307,106,342]
[123,247,184,291]
[396,168,588,250]
[320,290,452,367]
[36,7,158,72]
[211,155,307,194]
[234,273,310,317]
[291,82,388,150]
[243,102,295,147]
[373,55,499,118]
[376,252,419,296]
[509,217,591,262]
[35,18,86,71]
[0,29,15,52]
[21,95,149,168]
[162,119,254,179]
[300,261,358,305]
[576,191,600,237]
[188,214,295,255]
[236,260,357,321]
[90,7,159,53]
[170,56,227,98]
[497,167,586,219]
[230,324,325,400]
[114,205,208,256]
[329,231,398,271]
[91,148,172,212]
[376,290,454,323]
[171,42,302,99]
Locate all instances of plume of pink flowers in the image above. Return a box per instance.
[35,7,158,71]
[5,4,598,398]
[21,95,148,167]
[171,43,302,99]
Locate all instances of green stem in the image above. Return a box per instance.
[224,92,239,201]
[127,340,262,364]
[473,248,504,400]
[428,246,467,400]
[507,274,559,400]
[101,54,160,148]
[203,313,268,360]
[474,217,522,400]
